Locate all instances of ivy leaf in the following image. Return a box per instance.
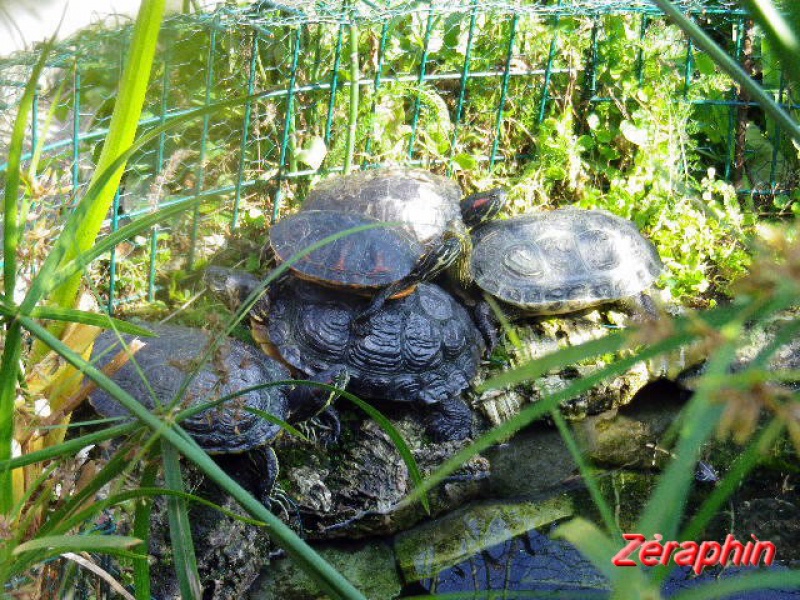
[452,153,479,171]
[620,120,648,146]
[296,136,327,170]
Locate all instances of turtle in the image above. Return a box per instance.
[268,209,464,327]
[470,208,663,314]
[205,268,485,441]
[88,322,347,505]
[299,168,507,289]
[301,167,508,250]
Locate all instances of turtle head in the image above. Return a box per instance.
[460,188,508,228]
[205,266,261,311]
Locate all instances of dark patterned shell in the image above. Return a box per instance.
[269,279,483,405]
[471,209,663,313]
[89,323,289,453]
[302,168,464,246]
[270,210,423,290]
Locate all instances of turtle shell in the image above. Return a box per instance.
[302,167,464,247]
[268,278,483,405]
[471,209,663,313]
[269,210,423,291]
[89,323,289,453]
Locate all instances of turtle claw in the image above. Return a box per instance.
[425,397,474,442]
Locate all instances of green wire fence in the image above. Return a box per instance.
[0,0,796,311]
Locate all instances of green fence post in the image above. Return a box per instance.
[537,9,562,125]
[274,27,303,222]
[408,0,436,159]
[490,13,519,170]
[232,32,260,230]
[447,0,480,175]
[188,23,218,270]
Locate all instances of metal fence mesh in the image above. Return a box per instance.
[0,0,796,310]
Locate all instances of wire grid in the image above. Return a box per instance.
[0,0,796,311]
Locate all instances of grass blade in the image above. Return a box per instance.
[24,307,155,336]
[43,0,167,322]
[3,40,52,299]
[161,440,202,599]
[57,487,267,536]
[339,389,430,513]
[11,535,143,577]
[133,463,159,600]
[244,406,309,442]
[1,423,135,471]
[478,331,626,391]
[669,569,800,600]
[13,535,142,556]
[0,322,24,512]
[741,0,800,86]
[29,195,204,304]
[680,419,784,543]
[550,410,620,539]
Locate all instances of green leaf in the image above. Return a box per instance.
[24,307,155,336]
[452,153,479,171]
[619,120,648,146]
[296,136,328,170]
[14,534,142,555]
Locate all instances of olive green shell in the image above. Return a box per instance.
[269,210,423,291]
[89,323,289,453]
[471,209,663,313]
[302,167,465,247]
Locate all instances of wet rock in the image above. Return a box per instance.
[573,379,691,469]
[394,498,574,583]
[484,425,578,498]
[473,309,699,425]
[278,413,490,539]
[246,540,400,600]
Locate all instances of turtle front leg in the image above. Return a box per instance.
[425,397,474,442]
[353,233,463,332]
[472,300,499,354]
